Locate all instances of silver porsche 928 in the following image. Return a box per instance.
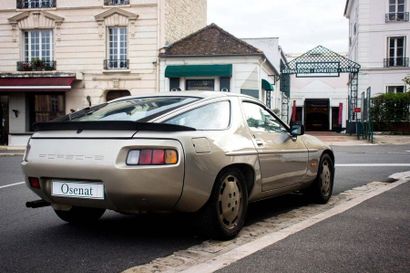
[22,92,335,240]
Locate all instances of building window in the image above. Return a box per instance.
[386,85,406,93]
[240,89,259,99]
[386,0,409,22]
[169,78,180,91]
[104,0,129,6]
[17,0,56,9]
[106,90,131,101]
[18,30,55,71]
[220,77,230,92]
[186,79,214,91]
[105,27,128,70]
[385,37,408,67]
[28,93,65,131]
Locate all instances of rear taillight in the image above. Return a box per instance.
[29,177,40,189]
[126,149,178,165]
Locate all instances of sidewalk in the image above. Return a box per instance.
[217,180,410,273]
[307,131,410,145]
[0,145,25,156]
[1,133,410,157]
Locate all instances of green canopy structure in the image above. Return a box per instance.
[165,64,232,78]
[262,79,273,91]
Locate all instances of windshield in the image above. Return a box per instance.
[63,96,200,122]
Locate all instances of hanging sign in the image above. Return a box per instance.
[295,61,340,78]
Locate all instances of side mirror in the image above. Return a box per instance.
[290,124,304,136]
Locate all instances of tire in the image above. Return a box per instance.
[199,168,248,240]
[54,206,105,224]
[308,154,334,204]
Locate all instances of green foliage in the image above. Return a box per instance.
[371,92,410,132]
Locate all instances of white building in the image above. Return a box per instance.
[0,0,207,146]
[159,24,286,114]
[344,0,410,96]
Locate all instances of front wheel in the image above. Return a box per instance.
[308,154,334,204]
[54,206,106,224]
[199,168,248,240]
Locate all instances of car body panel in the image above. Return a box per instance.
[22,135,185,212]
[21,92,333,214]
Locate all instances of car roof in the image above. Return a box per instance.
[109,91,257,103]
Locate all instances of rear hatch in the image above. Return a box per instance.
[22,122,192,212]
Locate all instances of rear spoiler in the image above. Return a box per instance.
[33,121,196,132]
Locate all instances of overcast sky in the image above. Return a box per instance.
[207,0,348,54]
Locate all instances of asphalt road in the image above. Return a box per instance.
[0,144,409,273]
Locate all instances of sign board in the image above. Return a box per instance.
[354,107,361,113]
[295,62,340,78]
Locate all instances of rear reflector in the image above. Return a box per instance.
[29,177,40,189]
[126,149,178,165]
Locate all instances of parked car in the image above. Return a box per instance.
[22,92,335,240]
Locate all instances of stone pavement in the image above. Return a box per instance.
[307,131,410,146]
[0,145,25,156]
[1,132,410,157]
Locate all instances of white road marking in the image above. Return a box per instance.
[0,181,25,190]
[179,177,409,273]
[336,163,410,167]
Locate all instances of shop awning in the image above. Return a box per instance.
[0,77,76,92]
[165,64,232,78]
[262,79,273,91]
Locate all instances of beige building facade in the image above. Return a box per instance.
[0,0,207,146]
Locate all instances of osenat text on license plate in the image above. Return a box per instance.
[52,180,104,200]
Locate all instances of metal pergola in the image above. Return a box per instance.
[281,45,361,132]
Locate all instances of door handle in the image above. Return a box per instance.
[255,139,264,147]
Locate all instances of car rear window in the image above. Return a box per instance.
[164,101,231,130]
[65,97,200,122]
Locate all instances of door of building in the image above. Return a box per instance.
[304,99,330,131]
[0,96,9,145]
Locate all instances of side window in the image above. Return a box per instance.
[242,102,287,133]
[165,101,230,130]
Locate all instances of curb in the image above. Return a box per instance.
[0,153,24,157]
[123,172,410,273]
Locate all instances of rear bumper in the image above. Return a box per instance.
[21,138,185,212]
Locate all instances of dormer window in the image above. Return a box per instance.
[17,0,56,9]
[386,0,409,22]
[104,0,130,6]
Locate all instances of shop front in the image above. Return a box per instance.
[0,74,77,146]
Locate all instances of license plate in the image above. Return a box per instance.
[52,180,104,200]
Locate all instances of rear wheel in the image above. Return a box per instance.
[308,154,334,204]
[54,206,105,224]
[199,168,248,240]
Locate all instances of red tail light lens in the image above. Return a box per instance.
[139,150,153,165]
[29,177,40,189]
[152,150,165,165]
[126,149,178,165]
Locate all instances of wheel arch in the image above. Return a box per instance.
[215,163,255,195]
[322,149,335,166]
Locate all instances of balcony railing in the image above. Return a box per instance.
[104,59,129,70]
[385,12,409,22]
[104,0,130,6]
[383,57,409,68]
[17,0,56,9]
[17,60,56,71]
